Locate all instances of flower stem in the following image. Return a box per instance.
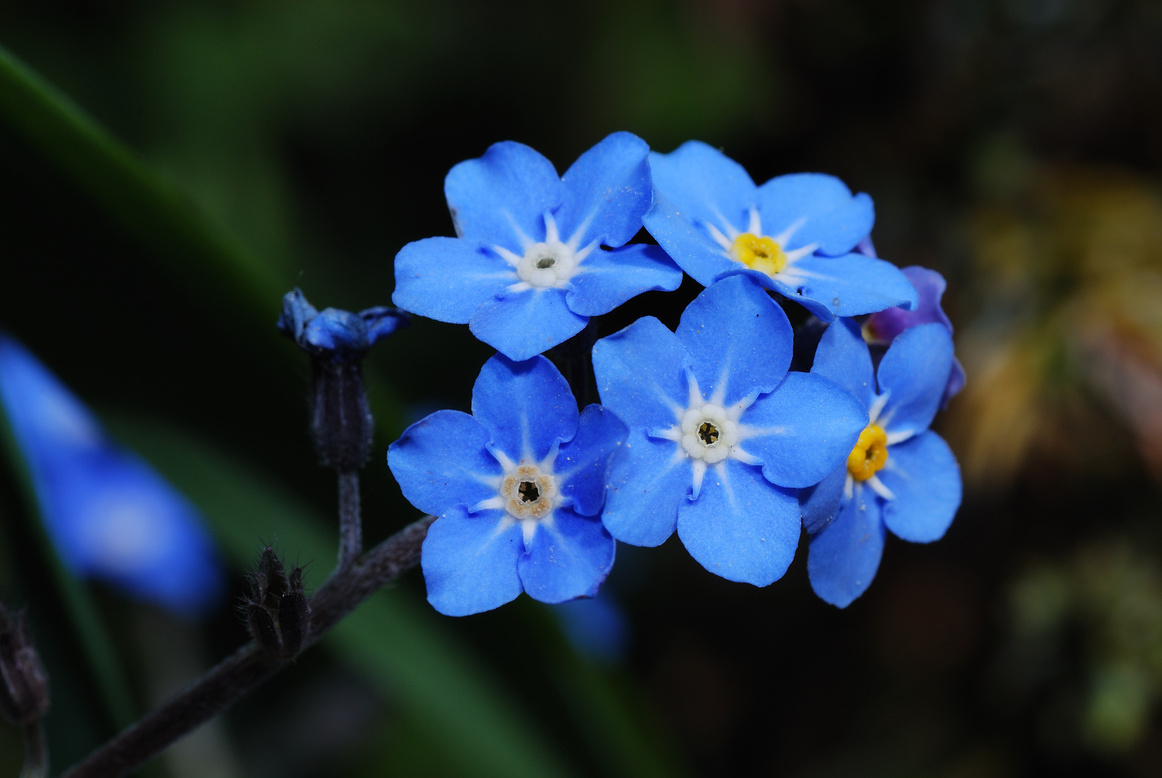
[60,514,436,778]
[337,470,362,570]
[19,720,47,778]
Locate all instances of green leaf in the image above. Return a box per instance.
[106,413,575,778]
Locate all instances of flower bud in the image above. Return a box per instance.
[243,547,310,659]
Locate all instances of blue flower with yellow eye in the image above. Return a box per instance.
[591,276,866,586]
[643,141,918,321]
[393,132,683,362]
[388,354,626,616]
[800,318,962,607]
[0,335,223,615]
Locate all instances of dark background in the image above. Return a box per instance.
[2,0,1162,776]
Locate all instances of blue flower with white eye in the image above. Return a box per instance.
[393,132,683,361]
[643,141,918,321]
[591,276,866,586]
[800,319,962,608]
[388,354,627,616]
[0,335,223,616]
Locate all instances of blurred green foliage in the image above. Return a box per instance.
[2,0,1162,776]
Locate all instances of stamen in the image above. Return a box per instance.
[500,464,558,520]
[731,233,788,277]
[846,425,889,482]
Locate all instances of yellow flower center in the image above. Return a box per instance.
[846,424,889,482]
[731,233,787,276]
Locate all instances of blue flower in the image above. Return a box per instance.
[862,265,966,407]
[591,276,867,586]
[643,141,918,321]
[387,354,627,616]
[800,319,962,607]
[393,132,684,361]
[0,335,223,616]
[277,288,408,362]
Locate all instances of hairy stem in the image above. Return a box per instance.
[336,470,362,570]
[60,514,435,778]
[20,720,47,778]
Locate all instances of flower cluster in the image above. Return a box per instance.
[387,133,963,615]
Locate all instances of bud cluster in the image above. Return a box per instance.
[243,548,310,660]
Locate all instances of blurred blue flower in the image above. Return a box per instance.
[393,132,683,361]
[554,593,629,665]
[591,276,866,586]
[801,319,962,607]
[277,288,408,362]
[862,265,966,406]
[0,335,223,616]
[388,354,626,616]
[643,141,918,321]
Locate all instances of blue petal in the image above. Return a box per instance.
[600,428,690,547]
[676,459,800,586]
[565,244,683,317]
[592,316,691,430]
[444,141,563,248]
[276,289,318,340]
[642,191,740,288]
[0,335,104,457]
[755,173,874,256]
[864,266,952,343]
[469,289,589,362]
[421,507,525,616]
[879,431,961,543]
[647,142,755,235]
[49,451,223,615]
[361,307,410,345]
[807,488,886,608]
[518,508,616,604]
[877,323,955,439]
[557,131,652,248]
[743,372,866,488]
[556,405,629,517]
[798,465,848,535]
[0,335,222,615]
[387,409,503,517]
[811,318,876,408]
[675,276,793,406]
[471,354,578,462]
[304,308,369,355]
[944,358,966,408]
[554,594,629,665]
[393,237,515,324]
[779,253,919,320]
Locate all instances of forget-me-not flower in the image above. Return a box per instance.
[643,141,917,321]
[591,276,867,586]
[388,354,627,616]
[0,335,223,615]
[800,318,962,607]
[393,132,683,361]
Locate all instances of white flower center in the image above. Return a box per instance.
[499,463,559,520]
[679,403,740,464]
[516,240,578,288]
